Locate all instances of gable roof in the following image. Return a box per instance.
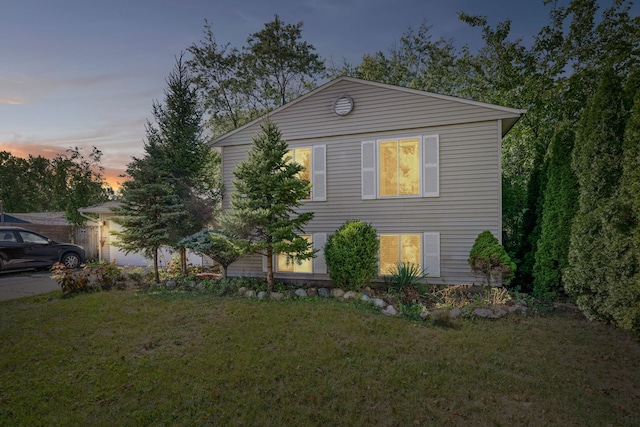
[78,200,121,214]
[211,76,525,147]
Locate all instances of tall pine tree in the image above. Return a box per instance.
[115,55,221,278]
[220,121,314,290]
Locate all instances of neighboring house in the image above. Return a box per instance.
[78,201,206,267]
[211,76,524,285]
[0,211,75,246]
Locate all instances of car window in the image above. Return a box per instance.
[0,232,17,242]
[19,231,49,244]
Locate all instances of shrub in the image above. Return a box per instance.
[324,220,379,290]
[179,230,242,278]
[468,231,516,286]
[50,263,92,295]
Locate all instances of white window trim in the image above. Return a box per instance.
[273,232,327,274]
[377,231,441,278]
[290,144,326,202]
[362,134,439,200]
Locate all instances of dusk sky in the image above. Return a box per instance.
[0,0,619,189]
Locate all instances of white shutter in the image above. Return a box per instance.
[312,145,326,201]
[312,233,327,274]
[261,254,267,273]
[423,232,440,278]
[361,141,376,199]
[422,135,439,197]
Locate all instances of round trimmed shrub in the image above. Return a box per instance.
[324,220,379,290]
[468,230,516,286]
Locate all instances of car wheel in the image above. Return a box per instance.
[61,253,81,269]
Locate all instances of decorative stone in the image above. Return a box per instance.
[360,294,371,302]
[343,291,358,300]
[419,310,429,320]
[361,289,372,298]
[472,308,493,318]
[270,292,284,301]
[238,286,248,294]
[245,290,256,298]
[306,288,318,297]
[449,308,463,318]
[492,308,508,318]
[372,298,387,308]
[257,291,268,299]
[383,305,398,316]
[318,288,330,297]
[507,305,521,314]
[331,289,345,298]
[294,288,308,297]
[165,280,176,290]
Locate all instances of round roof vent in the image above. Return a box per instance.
[333,95,354,116]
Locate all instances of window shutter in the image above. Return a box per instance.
[423,232,440,278]
[312,233,327,274]
[312,145,326,201]
[361,141,376,199]
[262,254,267,273]
[422,135,439,197]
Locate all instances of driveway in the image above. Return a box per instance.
[0,271,59,301]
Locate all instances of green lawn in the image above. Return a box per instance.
[1,289,639,426]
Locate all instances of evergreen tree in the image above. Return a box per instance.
[602,86,640,333]
[114,55,221,278]
[533,124,579,299]
[148,54,220,274]
[112,153,178,283]
[564,69,627,321]
[220,121,314,291]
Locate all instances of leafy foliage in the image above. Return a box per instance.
[324,220,379,291]
[0,147,112,225]
[220,121,314,290]
[468,231,516,286]
[188,15,325,137]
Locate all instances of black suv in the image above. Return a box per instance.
[0,226,85,272]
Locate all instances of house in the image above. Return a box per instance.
[78,201,207,268]
[212,76,524,285]
[0,211,75,246]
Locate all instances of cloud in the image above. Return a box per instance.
[0,72,126,105]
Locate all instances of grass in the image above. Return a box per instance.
[1,289,639,426]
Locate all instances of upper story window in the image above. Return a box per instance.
[362,135,439,199]
[286,148,312,199]
[284,145,326,202]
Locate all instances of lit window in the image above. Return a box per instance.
[286,147,312,199]
[379,234,421,275]
[277,235,313,273]
[379,138,420,196]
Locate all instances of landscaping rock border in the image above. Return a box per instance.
[234,286,528,320]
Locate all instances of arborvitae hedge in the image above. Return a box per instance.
[564,69,628,322]
[533,124,579,299]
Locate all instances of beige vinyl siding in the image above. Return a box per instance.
[215,79,520,148]
[221,120,501,285]
[216,78,519,284]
